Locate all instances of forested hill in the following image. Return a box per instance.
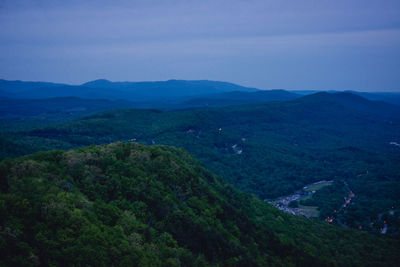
[0,97,138,117]
[2,92,400,235]
[176,89,300,108]
[1,142,399,266]
[296,92,400,117]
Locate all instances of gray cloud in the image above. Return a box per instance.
[0,0,399,91]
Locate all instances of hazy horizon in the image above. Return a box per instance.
[1,0,400,92]
[2,77,400,93]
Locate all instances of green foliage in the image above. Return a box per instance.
[1,143,399,266]
[288,201,299,208]
[3,93,399,234]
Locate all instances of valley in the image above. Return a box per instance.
[1,80,400,265]
[1,91,399,237]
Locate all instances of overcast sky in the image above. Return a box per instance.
[0,0,399,91]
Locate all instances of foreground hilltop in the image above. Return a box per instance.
[1,142,399,266]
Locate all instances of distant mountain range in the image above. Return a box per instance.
[1,78,399,106]
[0,79,300,117]
[0,79,257,102]
[1,79,399,121]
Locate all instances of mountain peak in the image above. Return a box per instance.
[81,79,112,87]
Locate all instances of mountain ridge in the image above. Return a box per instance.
[0,79,258,102]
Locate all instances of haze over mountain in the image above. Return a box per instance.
[1,78,400,109]
[0,79,257,102]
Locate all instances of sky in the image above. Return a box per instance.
[0,0,399,91]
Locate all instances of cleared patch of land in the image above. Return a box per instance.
[298,204,320,217]
[303,180,333,192]
[267,180,333,218]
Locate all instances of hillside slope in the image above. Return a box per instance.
[2,92,400,234]
[177,90,300,108]
[1,142,399,266]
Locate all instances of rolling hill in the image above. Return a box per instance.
[2,92,400,235]
[0,97,138,117]
[1,142,399,266]
[177,90,300,108]
[291,89,400,106]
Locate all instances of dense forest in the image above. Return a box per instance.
[2,0,400,264]
[1,92,399,235]
[1,142,399,266]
